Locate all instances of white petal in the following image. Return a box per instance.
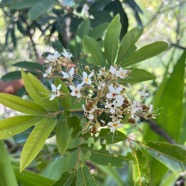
[108,85,114,92]
[69,85,75,91]
[50,94,55,101]
[69,67,75,76]
[62,71,70,78]
[57,84,62,90]
[88,72,94,78]
[116,86,123,93]
[106,93,113,99]
[83,72,87,78]
[51,84,56,91]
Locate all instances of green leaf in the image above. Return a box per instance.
[0,116,42,139]
[132,149,150,186]
[104,15,121,65]
[13,165,55,186]
[77,19,91,39]
[28,1,56,21]
[1,71,22,81]
[68,115,81,137]
[0,93,47,115]
[10,0,39,9]
[76,165,97,186]
[53,171,74,186]
[120,68,156,84]
[121,41,169,67]
[81,145,133,167]
[56,114,72,155]
[13,61,44,71]
[20,117,57,171]
[89,23,109,40]
[22,71,59,111]
[116,28,143,64]
[154,51,186,141]
[83,36,106,66]
[159,172,178,186]
[54,78,72,109]
[98,128,127,144]
[142,142,186,172]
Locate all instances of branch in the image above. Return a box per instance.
[144,119,176,144]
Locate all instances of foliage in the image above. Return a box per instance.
[0,0,186,186]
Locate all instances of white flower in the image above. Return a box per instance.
[107,120,123,133]
[106,84,123,99]
[98,67,105,76]
[69,84,82,98]
[82,104,95,120]
[105,99,123,114]
[62,67,75,79]
[116,67,129,79]
[50,84,61,101]
[138,89,149,99]
[131,101,140,119]
[46,51,61,61]
[43,66,53,78]
[97,81,105,90]
[109,66,117,75]
[82,71,94,85]
[62,48,73,60]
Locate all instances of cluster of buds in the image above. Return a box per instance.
[43,49,155,134]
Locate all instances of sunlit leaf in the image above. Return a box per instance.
[54,78,72,109]
[132,149,150,186]
[142,142,186,172]
[117,28,143,64]
[76,165,97,186]
[0,93,47,115]
[120,68,156,84]
[22,71,59,111]
[0,116,42,139]
[20,117,57,171]
[120,41,169,67]
[104,15,121,65]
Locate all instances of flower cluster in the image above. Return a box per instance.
[43,49,154,134]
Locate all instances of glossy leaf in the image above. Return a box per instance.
[0,93,47,116]
[132,149,150,186]
[20,117,57,171]
[13,165,55,186]
[56,114,72,155]
[54,78,72,109]
[120,68,156,84]
[142,142,186,172]
[28,1,56,21]
[121,41,169,67]
[83,36,106,66]
[98,128,127,144]
[0,116,42,139]
[104,15,121,65]
[76,165,97,186]
[22,71,59,111]
[13,61,44,71]
[117,28,143,64]
[81,144,133,167]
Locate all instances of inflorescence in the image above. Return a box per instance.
[43,48,154,134]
